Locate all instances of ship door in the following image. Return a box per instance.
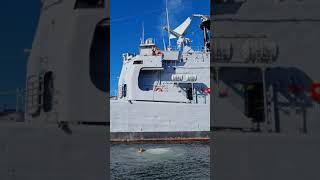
[43,71,54,112]
[187,87,193,100]
[186,83,193,101]
[122,84,127,97]
[245,83,265,125]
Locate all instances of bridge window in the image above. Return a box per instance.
[74,0,104,9]
[138,70,160,91]
[133,60,143,64]
[90,20,109,92]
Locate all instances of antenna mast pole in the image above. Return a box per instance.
[163,37,167,50]
[141,21,145,44]
[166,0,171,48]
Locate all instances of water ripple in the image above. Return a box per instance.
[111,143,210,179]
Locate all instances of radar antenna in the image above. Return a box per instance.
[164,16,192,49]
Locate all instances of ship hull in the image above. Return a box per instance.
[110,100,210,141]
[110,131,210,142]
[0,123,107,179]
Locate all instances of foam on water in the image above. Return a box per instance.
[145,147,171,154]
[111,143,210,179]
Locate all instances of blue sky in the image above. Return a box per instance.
[110,0,210,96]
[0,2,41,107]
[0,0,210,103]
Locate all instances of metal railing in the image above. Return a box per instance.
[0,88,25,113]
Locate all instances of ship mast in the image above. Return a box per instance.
[166,0,171,49]
[141,21,145,44]
[162,36,167,50]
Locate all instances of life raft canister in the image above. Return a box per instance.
[154,86,163,92]
[152,47,156,56]
[155,48,164,56]
[311,83,320,101]
[157,50,164,56]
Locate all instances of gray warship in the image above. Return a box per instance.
[110,14,211,141]
[212,0,320,179]
[0,0,109,179]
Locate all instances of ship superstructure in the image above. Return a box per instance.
[212,0,320,179]
[110,15,211,141]
[0,0,109,179]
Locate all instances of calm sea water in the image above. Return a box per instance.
[111,143,210,179]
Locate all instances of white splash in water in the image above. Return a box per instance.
[146,147,171,155]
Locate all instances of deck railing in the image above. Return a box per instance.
[0,88,25,113]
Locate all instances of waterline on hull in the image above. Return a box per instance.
[110,131,210,143]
